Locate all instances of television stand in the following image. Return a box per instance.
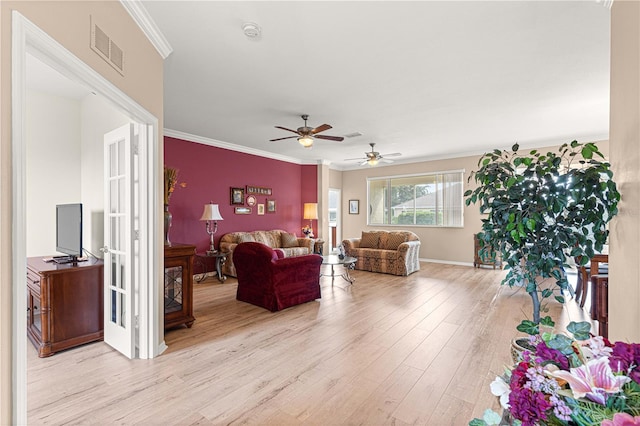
[27,257,104,357]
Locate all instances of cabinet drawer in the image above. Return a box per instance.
[26,269,42,293]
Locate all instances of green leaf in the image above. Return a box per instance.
[468,419,488,426]
[567,321,592,340]
[512,143,519,151]
[547,334,574,355]
[517,320,539,335]
[540,316,555,328]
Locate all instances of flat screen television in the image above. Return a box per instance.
[55,203,83,263]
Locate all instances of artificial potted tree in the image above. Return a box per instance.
[464,141,620,333]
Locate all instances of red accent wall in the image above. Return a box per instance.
[164,136,317,254]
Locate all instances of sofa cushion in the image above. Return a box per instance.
[238,234,256,243]
[281,232,299,248]
[380,232,408,250]
[360,231,380,248]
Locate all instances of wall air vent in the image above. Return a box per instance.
[90,16,124,76]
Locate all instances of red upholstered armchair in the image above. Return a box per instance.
[233,242,323,312]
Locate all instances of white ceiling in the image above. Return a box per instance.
[29,1,611,170]
[142,1,610,169]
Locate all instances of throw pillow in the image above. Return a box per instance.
[359,231,380,248]
[281,232,299,248]
[383,232,408,250]
[237,234,256,243]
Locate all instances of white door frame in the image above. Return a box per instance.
[11,12,164,423]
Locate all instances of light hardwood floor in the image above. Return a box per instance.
[27,262,592,425]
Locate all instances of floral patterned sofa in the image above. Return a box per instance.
[220,230,314,277]
[342,230,420,276]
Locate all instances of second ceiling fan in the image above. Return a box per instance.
[345,143,402,166]
[270,114,344,148]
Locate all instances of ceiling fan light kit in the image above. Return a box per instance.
[298,135,314,148]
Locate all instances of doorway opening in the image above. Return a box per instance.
[12,11,162,423]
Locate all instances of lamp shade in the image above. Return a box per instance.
[298,135,314,148]
[303,203,318,220]
[200,203,224,221]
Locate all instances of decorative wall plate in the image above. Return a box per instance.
[246,195,256,206]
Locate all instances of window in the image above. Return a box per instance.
[367,170,464,227]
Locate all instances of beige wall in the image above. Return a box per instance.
[1,1,163,422]
[339,140,610,264]
[609,1,640,342]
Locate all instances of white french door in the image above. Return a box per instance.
[103,123,136,358]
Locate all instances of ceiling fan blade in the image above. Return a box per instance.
[274,126,300,134]
[359,160,368,166]
[344,156,365,161]
[381,152,402,157]
[315,134,344,141]
[311,124,332,134]
[381,158,395,163]
[269,136,298,142]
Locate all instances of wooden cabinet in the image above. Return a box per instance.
[473,234,502,269]
[164,244,196,330]
[26,257,104,357]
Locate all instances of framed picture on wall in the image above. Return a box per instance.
[349,199,359,214]
[234,207,251,214]
[266,199,276,213]
[257,204,265,215]
[230,187,244,205]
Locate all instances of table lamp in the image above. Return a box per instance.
[303,202,318,237]
[200,203,223,254]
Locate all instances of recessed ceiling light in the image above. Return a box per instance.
[242,22,261,40]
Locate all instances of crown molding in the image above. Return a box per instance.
[597,0,613,9]
[120,0,173,59]
[164,129,321,165]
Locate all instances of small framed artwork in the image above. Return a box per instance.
[246,185,272,196]
[266,199,276,213]
[246,195,257,206]
[257,204,265,215]
[230,187,244,205]
[349,199,359,214]
[234,206,251,214]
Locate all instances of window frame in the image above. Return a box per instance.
[366,169,465,228]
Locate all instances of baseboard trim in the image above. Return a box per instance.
[420,258,475,267]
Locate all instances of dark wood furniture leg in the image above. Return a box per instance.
[591,274,609,339]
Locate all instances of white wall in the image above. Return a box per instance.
[26,89,82,257]
[80,95,129,257]
[25,90,129,258]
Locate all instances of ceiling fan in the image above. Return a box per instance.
[345,143,402,166]
[269,114,344,148]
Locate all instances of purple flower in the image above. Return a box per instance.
[508,386,551,426]
[609,342,640,384]
[535,341,569,370]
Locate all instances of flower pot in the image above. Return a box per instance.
[510,337,535,364]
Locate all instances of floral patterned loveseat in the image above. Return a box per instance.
[342,230,420,276]
[220,230,314,277]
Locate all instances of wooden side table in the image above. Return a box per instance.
[473,234,502,269]
[195,251,228,283]
[164,243,196,330]
[313,239,325,255]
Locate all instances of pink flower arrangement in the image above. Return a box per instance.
[471,320,640,426]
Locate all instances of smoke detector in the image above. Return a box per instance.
[242,22,261,40]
